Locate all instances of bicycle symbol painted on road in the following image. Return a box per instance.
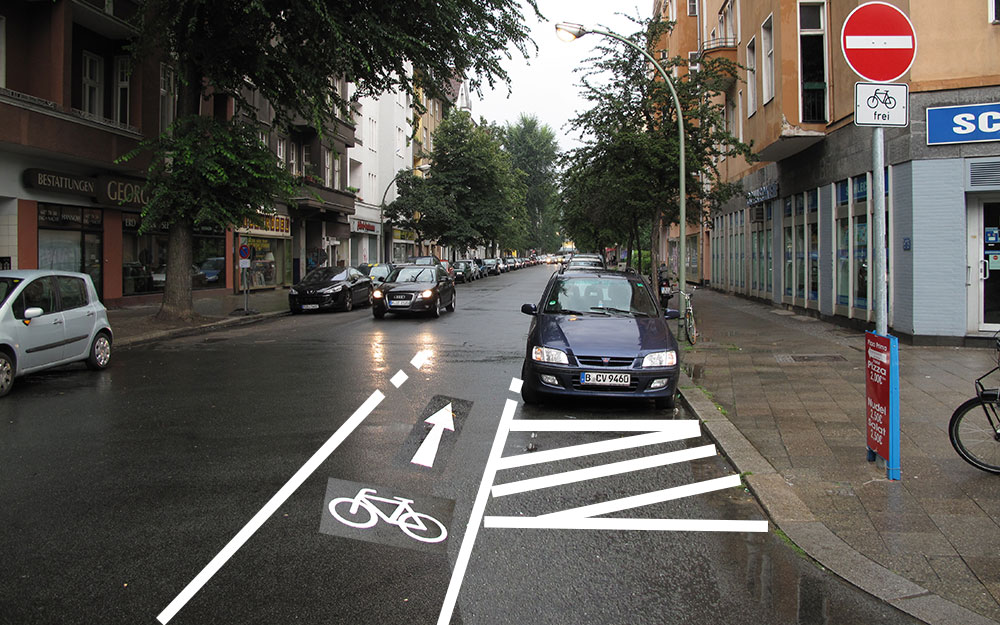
[866,89,897,109]
[329,487,448,543]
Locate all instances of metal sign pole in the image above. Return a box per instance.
[872,126,887,336]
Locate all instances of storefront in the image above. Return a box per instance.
[392,228,417,263]
[236,213,293,290]
[349,218,381,266]
[121,213,227,295]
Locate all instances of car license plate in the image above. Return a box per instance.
[302,304,319,310]
[389,299,409,307]
[580,372,631,386]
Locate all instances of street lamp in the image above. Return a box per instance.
[380,164,431,263]
[555,21,687,328]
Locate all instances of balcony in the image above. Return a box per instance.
[292,176,356,216]
[699,37,738,89]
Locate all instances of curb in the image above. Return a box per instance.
[677,372,998,625]
[115,310,289,348]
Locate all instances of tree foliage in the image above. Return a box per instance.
[560,16,754,271]
[127,0,539,319]
[504,115,562,253]
[386,110,526,257]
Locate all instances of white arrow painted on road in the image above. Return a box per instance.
[410,403,455,468]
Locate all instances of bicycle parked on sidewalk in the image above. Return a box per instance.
[678,287,698,345]
[949,333,1000,474]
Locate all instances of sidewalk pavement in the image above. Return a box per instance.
[678,288,1000,625]
[106,287,291,347]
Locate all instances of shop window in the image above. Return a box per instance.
[122,214,225,295]
[795,224,805,298]
[766,228,773,292]
[795,194,805,215]
[807,188,818,212]
[82,52,103,117]
[837,180,848,206]
[854,216,868,309]
[783,226,793,297]
[37,205,103,296]
[853,176,867,202]
[837,218,850,306]
[808,223,818,301]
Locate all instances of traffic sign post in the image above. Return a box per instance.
[233,242,256,316]
[842,2,915,478]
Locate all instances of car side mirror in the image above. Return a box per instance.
[664,308,681,319]
[25,307,44,320]
[521,303,537,316]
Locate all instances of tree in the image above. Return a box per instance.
[504,115,562,254]
[128,0,539,320]
[389,110,525,258]
[560,16,753,274]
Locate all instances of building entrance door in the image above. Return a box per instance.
[977,202,1000,331]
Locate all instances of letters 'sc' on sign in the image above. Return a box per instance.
[841,2,917,83]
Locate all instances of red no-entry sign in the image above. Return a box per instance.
[841,2,916,83]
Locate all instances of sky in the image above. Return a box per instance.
[473,0,651,152]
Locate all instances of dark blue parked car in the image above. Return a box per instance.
[519,269,681,410]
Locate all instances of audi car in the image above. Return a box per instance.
[519,269,680,409]
[372,264,456,319]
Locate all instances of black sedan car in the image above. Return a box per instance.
[288,266,373,313]
[372,264,456,319]
[520,269,681,409]
[453,260,478,283]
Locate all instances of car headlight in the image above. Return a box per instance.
[418,289,434,299]
[289,287,298,295]
[318,284,343,294]
[641,351,677,367]
[373,290,383,299]
[532,346,569,365]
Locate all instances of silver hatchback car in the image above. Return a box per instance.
[0,270,113,397]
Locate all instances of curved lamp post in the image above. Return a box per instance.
[555,22,687,322]
[380,164,431,263]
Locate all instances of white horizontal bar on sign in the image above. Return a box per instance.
[483,516,768,533]
[507,419,701,433]
[844,35,913,50]
[496,428,702,470]
[541,474,743,520]
[491,445,717,497]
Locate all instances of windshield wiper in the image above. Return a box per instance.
[551,309,592,316]
[590,306,641,316]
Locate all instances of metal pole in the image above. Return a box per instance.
[872,127,887,336]
[586,28,686,348]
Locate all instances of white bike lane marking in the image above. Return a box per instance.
[156,350,433,625]
[437,378,768,625]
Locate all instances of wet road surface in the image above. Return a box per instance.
[0,265,920,624]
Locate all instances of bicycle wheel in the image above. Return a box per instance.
[867,95,880,108]
[329,498,378,528]
[949,397,1000,474]
[884,95,896,109]
[685,309,698,345]
[398,511,448,544]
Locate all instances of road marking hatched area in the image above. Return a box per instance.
[437,378,767,625]
[156,351,433,625]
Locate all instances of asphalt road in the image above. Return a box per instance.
[0,264,920,625]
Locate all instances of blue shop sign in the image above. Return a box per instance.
[926,102,1000,145]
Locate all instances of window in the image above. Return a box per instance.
[323,147,333,187]
[746,38,757,115]
[799,3,827,123]
[56,276,88,310]
[276,138,286,168]
[761,17,774,103]
[688,0,698,16]
[992,0,1000,23]
[114,57,130,125]
[333,153,341,190]
[0,15,6,89]
[82,52,103,116]
[159,64,176,132]
[15,278,56,319]
[288,141,298,175]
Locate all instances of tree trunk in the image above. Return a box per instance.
[157,217,195,321]
[625,229,634,270]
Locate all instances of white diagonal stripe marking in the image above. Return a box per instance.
[845,35,912,49]
[492,445,717,497]
[497,429,701,470]
[540,474,743,520]
[483,517,768,532]
[507,419,700,432]
[390,370,408,388]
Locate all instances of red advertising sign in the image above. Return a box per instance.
[865,333,892,458]
[841,2,917,83]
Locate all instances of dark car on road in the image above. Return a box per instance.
[519,269,680,409]
[454,260,478,283]
[482,258,501,276]
[372,264,456,319]
[288,266,373,313]
[358,262,395,285]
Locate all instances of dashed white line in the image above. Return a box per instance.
[390,370,408,388]
[509,378,523,393]
[411,350,433,370]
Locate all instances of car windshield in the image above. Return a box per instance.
[456,262,469,270]
[484,259,497,265]
[543,277,658,317]
[301,267,349,283]
[200,258,225,271]
[387,267,437,283]
[0,278,21,307]
[412,257,435,265]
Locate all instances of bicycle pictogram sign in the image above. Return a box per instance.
[329,487,448,543]
[866,88,896,110]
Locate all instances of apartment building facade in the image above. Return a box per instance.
[658,0,1000,342]
[1,0,357,302]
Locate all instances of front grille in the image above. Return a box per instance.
[576,355,635,367]
[388,293,414,305]
[297,295,330,305]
